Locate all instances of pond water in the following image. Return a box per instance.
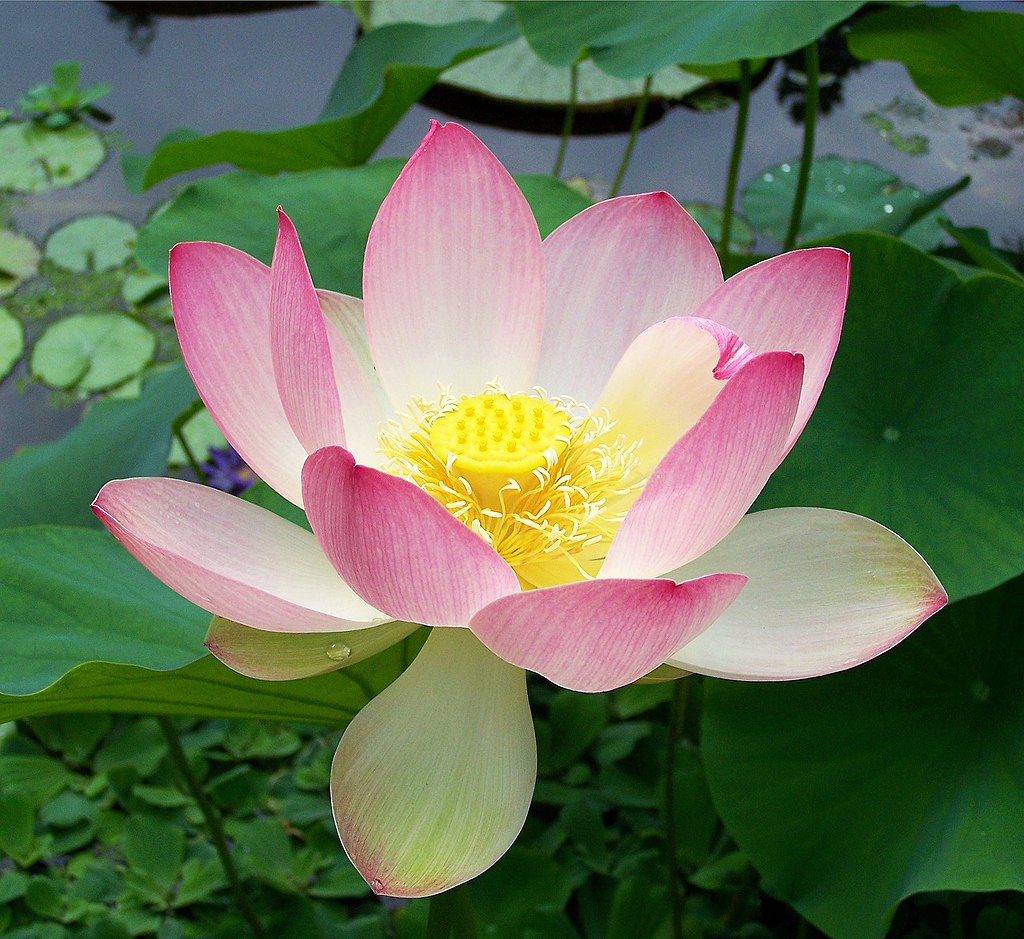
[1,0,1020,458]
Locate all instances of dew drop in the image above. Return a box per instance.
[881,426,901,443]
[762,172,775,182]
[971,680,991,703]
[836,183,846,193]
[326,642,351,662]
[780,162,791,172]
[883,203,895,214]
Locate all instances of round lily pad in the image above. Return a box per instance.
[0,122,105,193]
[30,313,155,393]
[756,232,1024,603]
[703,575,1024,939]
[681,202,755,254]
[368,0,706,107]
[0,230,41,297]
[44,215,136,274]
[0,306,24,382]
[121,270,168,307]
[741,157,948,250]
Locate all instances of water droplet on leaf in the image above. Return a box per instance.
[326,642,351,662]
[882,426,901,443]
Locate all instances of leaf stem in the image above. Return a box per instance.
[609,75,652,198]
[426,886,478,939]
[553,62,579,177]
[157,716,269,939]
[664,676,691,939]
[720,59,752,257]
[172,399,208,483]
[783,41,819,252]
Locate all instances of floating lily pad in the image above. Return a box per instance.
[121,270,168,306]
[0,306,24,382]
[168,407,227,468]
[741,157,952,250]
[368,0,706,107]
[703,574,1024,939]
[0,229,41,296]
[30,313,155,393]
[44,214,136,273]
[681,202,755,254]
[0,122,105,193]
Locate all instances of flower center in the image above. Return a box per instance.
[380,384,644,588]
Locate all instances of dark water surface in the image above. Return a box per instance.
[1,0,1020,456]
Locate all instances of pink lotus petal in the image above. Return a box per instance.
[596,316,753,477]
[665,508,948,679]
[601,351,804,580]
[93,477,384,633]
[332,627,535,897]
[536,192,723,404]
[469,573,746,692]
[691,248,849,451]
[316,289,390,467]
[270,208,346,453]
[363,122,544,406]
[302,447,520,626]
[170,242,308,505]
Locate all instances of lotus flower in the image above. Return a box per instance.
[93,122,946,898]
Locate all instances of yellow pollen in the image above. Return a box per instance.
[378,383,644,587]
[429,392,572,475]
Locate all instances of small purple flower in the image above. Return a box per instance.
[202,445,256,495]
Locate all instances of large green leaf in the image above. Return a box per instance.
[136,164,592,296]
[0,363,196,530]
[702,575,1024,939]
[126,13,517,191]
[757,233,1024,603]
[514,1,864,76]
[0,525,421,723]
[847,6,1024,107]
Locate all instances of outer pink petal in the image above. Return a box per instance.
[691,248,849,450]
[92,477,385,633]
[536,192,723,404]
[363,122,544,406]
[302,446,520,626]
[332,628,535,898]
[270,208,346,453]
[316,289,390,467]
[601,351,804,580]
[665,508,948,679]
[170,242,307,505]
[596,316,753,477]
[469,573,747,693]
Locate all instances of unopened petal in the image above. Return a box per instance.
[363,122,544,405]
[302,446,520,626]
[332,628,536,897]
[665,508,947,679]
[537,192,723,404]
[601,351,804,580]
[469,574,746,693]
[93,477,384,633]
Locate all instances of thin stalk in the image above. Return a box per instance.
[157,717,270,939]
[609,75,653,198]
[783,42,820,252]
[664,676,691,939]
[172,399,208,483]
[552,62,579,177]
[719,59,752,257]
[426,886,478,939]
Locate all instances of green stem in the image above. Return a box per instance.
[157,717,269,939]
[426,886,478,939]
[783,41,819,252]
[609,75,653,198]
[720,59,752,257]
[172,399,208,483]
[664,676,691,939]
[553,62,579,177]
